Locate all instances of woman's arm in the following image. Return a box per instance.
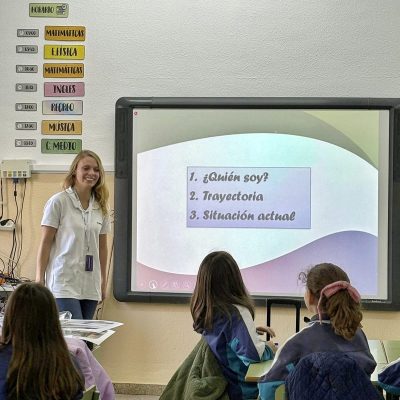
[99,234,108,301]
[231,305,275,364]
[36,225,57,284]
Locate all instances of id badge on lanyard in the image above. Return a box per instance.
[82,197,94,272]
[85,254,94,271]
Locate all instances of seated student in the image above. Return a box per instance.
[159,336,230,400]
[0,282,84,400]
[190,251,276,400]
[258,263,377,400]
[65,337,115,400]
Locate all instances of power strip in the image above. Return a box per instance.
[0,159,31,179]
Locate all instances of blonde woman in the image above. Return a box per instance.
[36,150,110,319]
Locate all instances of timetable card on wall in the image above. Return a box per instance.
[41,139,81,154]
[16,65,38,73]
[15,139,37,147]
[42,100,83,115]
[15,122,37,130]
[44,45,85,60]
[43,63,84,78]
[44,82,85,97]
[15,103,37,111]
[16,45,38,54]
[16,83,37,92]
[17,29,39,37]
[45,26,86,41]
[42,120,82,134]
[29,3,69,18]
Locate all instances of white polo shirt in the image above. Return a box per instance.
[41,187,111,301]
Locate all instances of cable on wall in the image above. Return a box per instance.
[95,209,114,320]
[0,178,28,280]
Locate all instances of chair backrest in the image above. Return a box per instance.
[82,385,96,400]
[285,352,382,400]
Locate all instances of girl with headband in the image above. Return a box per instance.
[258,263,377,400]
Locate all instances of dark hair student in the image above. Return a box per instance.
[191,250,256,332]
[190,251,276,400]
[0,282,84,399]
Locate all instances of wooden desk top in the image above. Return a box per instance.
[245,360,273,382]
[382,340,400,363]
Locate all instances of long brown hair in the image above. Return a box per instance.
[299,263,363,340]
[63,149,109,215]
[1,283,84,399]
[190,251,255,333]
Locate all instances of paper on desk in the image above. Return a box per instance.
[63,329,116,346]
[60,319,123,333]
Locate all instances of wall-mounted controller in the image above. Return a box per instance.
[0,159,31,179]
[0,159,31,231]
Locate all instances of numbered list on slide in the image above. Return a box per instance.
[187,167,311,229]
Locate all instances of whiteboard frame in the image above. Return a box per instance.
[114,97,400,309]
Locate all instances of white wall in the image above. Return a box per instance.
[1,0,400,170]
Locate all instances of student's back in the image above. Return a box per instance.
[190,251,276,400]
[258,263,376,400]
[0,282,84,400]
[258,315,376,400]
[204,304,274,399]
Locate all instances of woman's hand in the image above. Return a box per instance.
[36,226,57,285]
[266,340,278,354]
[256,325,276,338]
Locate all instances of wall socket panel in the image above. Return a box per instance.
[0,221,15,231]
[0,159,31,179]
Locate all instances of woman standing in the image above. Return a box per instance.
[36,150,111,319]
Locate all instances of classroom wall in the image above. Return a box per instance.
[1,169,400,387]
[2,0,400,169]
[1,0,400,389]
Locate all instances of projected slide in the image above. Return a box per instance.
[135,131,379,298]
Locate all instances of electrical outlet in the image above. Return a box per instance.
[0,221,15,231]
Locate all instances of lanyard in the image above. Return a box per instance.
[74,189,94,253]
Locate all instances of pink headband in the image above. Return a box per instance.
[317,280,361,323]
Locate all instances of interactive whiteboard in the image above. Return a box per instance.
[114,97,400,309]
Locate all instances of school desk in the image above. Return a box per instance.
[245,339,400,383]
[382,340,400,363]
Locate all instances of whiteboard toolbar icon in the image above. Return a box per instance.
[148,280,158,290]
